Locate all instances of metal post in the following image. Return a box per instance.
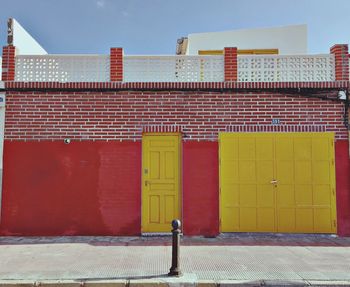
[168,219,182,277]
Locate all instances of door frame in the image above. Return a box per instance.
[141,132,182,233]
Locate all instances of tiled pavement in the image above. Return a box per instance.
[0,234,350,286]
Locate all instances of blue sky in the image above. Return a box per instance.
[1,0,350,55]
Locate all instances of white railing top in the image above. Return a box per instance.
[15,54,110,82]
[13,53,337,83]
[123,55,224,82]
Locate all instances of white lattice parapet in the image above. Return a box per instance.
[13,53,338,83]
[123,55,224,82]
[15,55,110,82]
[238,54,335,82]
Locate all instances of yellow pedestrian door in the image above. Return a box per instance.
[220,132,336,233]
[142,134,181,232]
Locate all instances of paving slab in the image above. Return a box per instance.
[0,235,350,286]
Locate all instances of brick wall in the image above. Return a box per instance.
[4,91,348,140]
[330,44,349,81]
[1,45,16,81]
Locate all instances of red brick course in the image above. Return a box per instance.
[4,91,348,141]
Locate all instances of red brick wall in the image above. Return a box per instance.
[4,91,348,141]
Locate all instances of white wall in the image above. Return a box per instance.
[187,24,307,55]
[13,19,47,55]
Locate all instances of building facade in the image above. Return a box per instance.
[0,21,349,236]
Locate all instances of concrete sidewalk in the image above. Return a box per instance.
[1,235,350,286]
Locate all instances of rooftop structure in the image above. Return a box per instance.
[177,24,307,55]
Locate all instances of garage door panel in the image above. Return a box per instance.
[275,137,294,160]
[295,161,312,184]
[313,185,332,206]
[256,137,274,160]
[258,208,275,231]
[257,185,274,207]
[221,208,239,231]
[240,208,257,231]
[221,138,239,160]
[222,160,239,183]
[221,184,239,207]
[312,138,330,160]
[276,161,294,184]
[240,184,257,206]
[296,209,314,232]
[239,161,256,182]
[313,161,331,184]
[314,208,333,233]
[277,185,295,206]
[239,138,256,160]
[295,138,312,160]
[295,184,313,206]
[278,208,296,232]
[257,161,274,183]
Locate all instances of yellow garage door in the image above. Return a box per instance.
[142,134,181,232]
[219,132,336,233]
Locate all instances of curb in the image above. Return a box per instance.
[1,279,350,286]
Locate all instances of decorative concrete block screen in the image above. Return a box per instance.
[238,54,335,82]
[123,55,224,82]
[13,54,337,82]
[15,55,110,82]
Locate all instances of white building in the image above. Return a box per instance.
[177,24,307,55]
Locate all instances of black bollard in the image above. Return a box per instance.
[168,219,182,277]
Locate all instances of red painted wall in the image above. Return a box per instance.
[0,141,141,236]
[1,140,349,236]
[335,140,350,236]
[183,141,219,236]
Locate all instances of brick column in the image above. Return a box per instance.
[330,44,349,81]
[110,47,123,82]
[224,47,238,82]
[1,45,16,81]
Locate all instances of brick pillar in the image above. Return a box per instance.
[224,47,238,82]
[110,47,123,82]
[1,45,16,81]
[330,44,349,81]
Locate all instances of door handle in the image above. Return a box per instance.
[145,180,149,186]
[270,180,278,184]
